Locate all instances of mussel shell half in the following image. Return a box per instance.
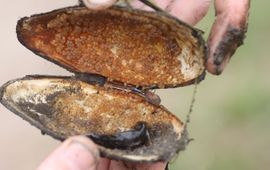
[0,75,187,162]
[17,6,206,88]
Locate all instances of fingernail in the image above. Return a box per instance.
[213,53,223,66]
[213,51,232,75]
[83,0,116,9]
[213,53,224,75]
[63,138,99,170]
[215,65,222,75]
[85,0,111,5]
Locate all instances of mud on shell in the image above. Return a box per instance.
[17,5,206,89]
[0,76,188,162]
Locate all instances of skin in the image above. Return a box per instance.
[38,0,250,169]
[37,136,166,170]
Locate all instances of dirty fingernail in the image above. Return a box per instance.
[206,51,230,75]
[212,53,229,75]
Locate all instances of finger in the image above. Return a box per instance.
[166,0,212,25]
[96,158,110,170]
[132,0,211,26]
[37,136,100,170]
[206,0,250,75]
[109,160,167,170]
[82,0,117,10]
[131,0,174,10]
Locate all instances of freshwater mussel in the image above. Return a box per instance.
[0,1,206,162]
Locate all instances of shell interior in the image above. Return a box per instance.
[0,76,187,162]
[17,6,206,88]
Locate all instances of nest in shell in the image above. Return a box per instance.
[0,5,206,162]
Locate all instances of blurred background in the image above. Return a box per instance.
[0,0,269,170]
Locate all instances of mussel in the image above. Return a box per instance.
[0,1,206,163]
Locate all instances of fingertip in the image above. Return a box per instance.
[206,57,223,75]
[206,48,231,75]
[37,136,100,170]
[207,0,250,75]
[82,0,117,10]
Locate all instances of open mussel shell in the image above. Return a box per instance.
[0,75,188,162]
[17,6,206,89]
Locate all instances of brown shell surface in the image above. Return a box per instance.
[0,76,185,162]
[17,6,206,88]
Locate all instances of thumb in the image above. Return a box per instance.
[37,136,100,170]
[82,0,117,10]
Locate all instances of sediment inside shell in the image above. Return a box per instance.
[17,6,206,88]
[0,76,186,162]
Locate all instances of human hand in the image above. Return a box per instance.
[37,136,166,170]
[82,0,250,75]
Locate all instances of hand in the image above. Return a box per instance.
[37,136,166,170]
[82,0,250,75]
